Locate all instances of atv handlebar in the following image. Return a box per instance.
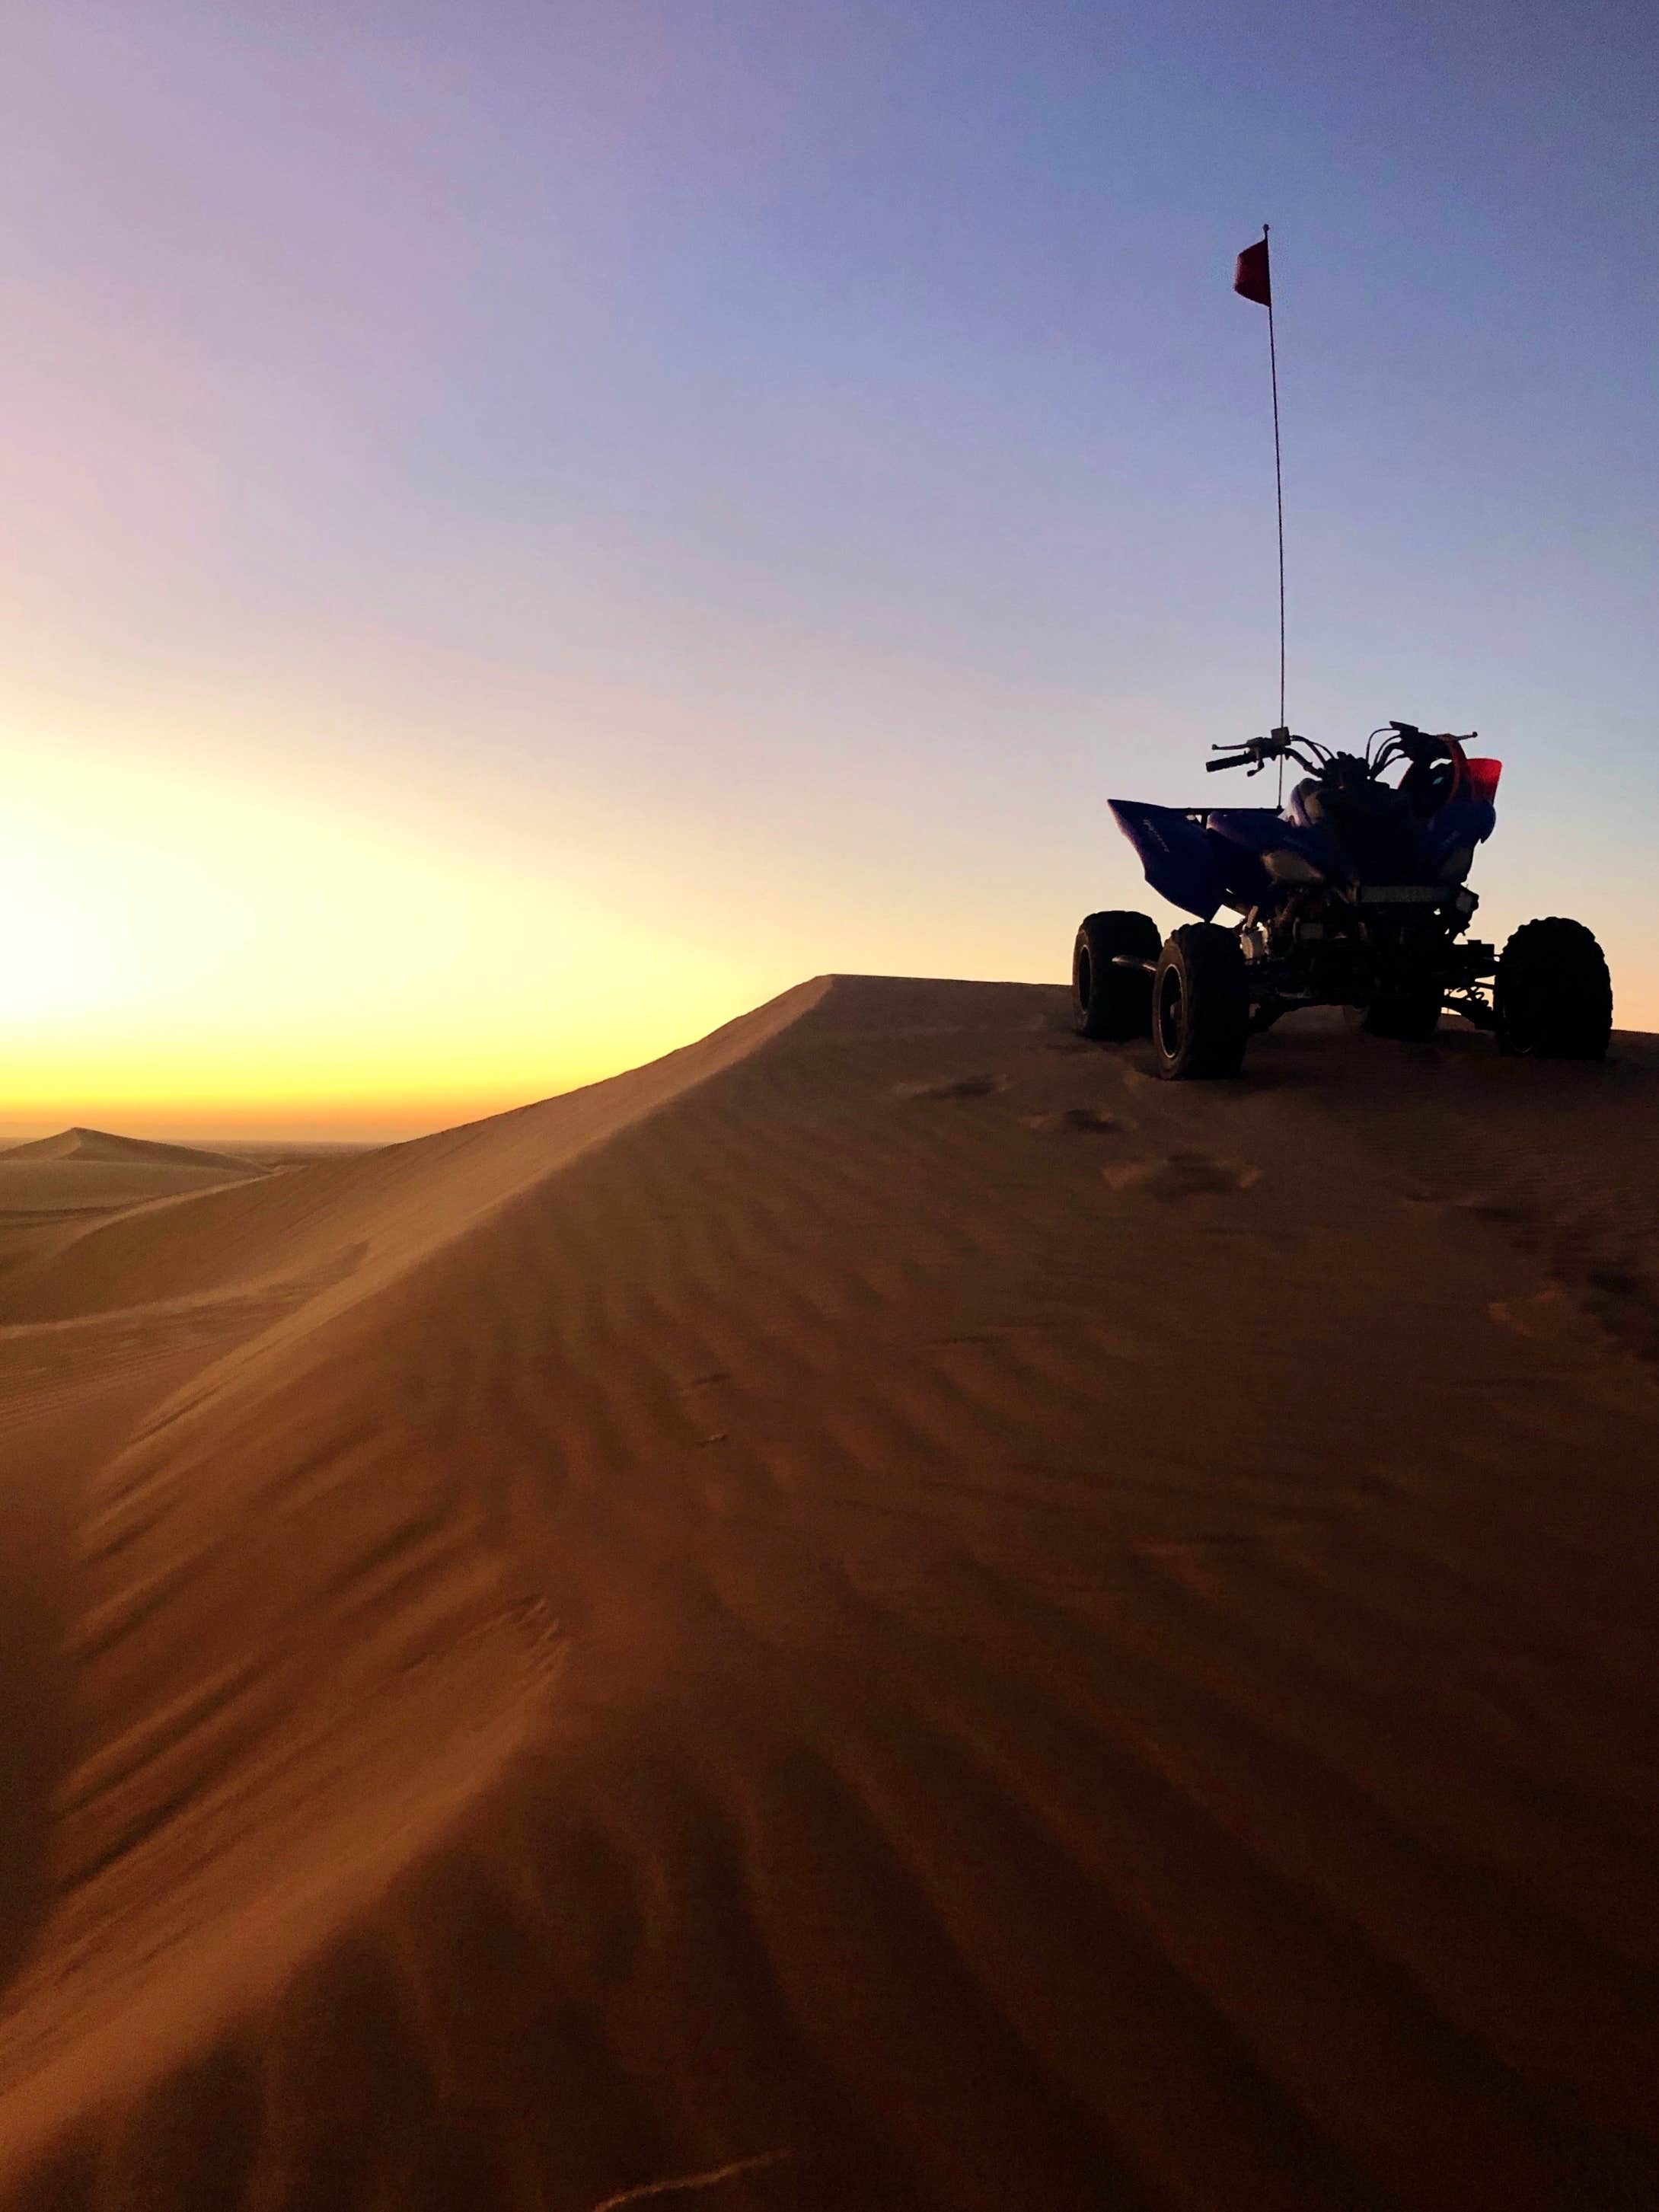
[1207,728,1297,776]
[1206,722,1479,783]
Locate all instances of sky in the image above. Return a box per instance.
[3,0,1656,1138]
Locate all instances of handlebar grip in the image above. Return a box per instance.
[1206,755,1246,772]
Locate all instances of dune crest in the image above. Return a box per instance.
[2,976,1657,2210]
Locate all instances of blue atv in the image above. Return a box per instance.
[1074,721,1613,1079]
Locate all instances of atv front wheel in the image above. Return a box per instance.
[1495,918,1612,1059]
[1152,924,1249,1080]
[1074,910,1161,1040]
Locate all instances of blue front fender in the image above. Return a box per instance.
[1108,800,1227,922]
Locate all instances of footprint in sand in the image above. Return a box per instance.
[894,1074,1006,1101]
[1102,1151,1262,1200]
[1488,1289,1584,1344]
[1019,1107,1123,1135]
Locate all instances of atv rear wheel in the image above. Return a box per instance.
[1152,924,1249,1080]
[1363,989,1442,1042]
[1495,918,1612,1059]
[1073,910,1161,1040]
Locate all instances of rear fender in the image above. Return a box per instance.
[1419,796,1498,879]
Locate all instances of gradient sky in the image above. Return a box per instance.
[5,0,1656,1137]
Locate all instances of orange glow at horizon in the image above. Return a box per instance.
[7,670,1657,1151]
[0,710,772,1144]
[7,690,1658,1148]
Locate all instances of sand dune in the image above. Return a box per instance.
[0,1158,260,1233]
[0,1128,253,1172]
[1,977,1657,2210]
[0,1135,268,1285]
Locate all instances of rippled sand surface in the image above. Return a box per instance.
[1,978,1656,2210]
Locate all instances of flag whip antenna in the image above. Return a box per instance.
[1232,222,1285,792]
[1264,224,1285,737]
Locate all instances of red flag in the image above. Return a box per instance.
[1233,235,1271,307]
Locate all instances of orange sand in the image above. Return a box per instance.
[0,978,1656,2210]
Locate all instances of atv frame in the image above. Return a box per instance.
[1076,724,1613,1078]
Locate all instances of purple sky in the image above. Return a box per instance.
[4,1,1657,1131]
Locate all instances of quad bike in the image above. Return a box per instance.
[1073,722,1613,1079]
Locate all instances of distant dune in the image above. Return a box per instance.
[0,1126,252,1171]
[0,1132,265,1269]
[1,978,1657,2210]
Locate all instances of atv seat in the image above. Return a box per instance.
[1205,807,1287,846]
